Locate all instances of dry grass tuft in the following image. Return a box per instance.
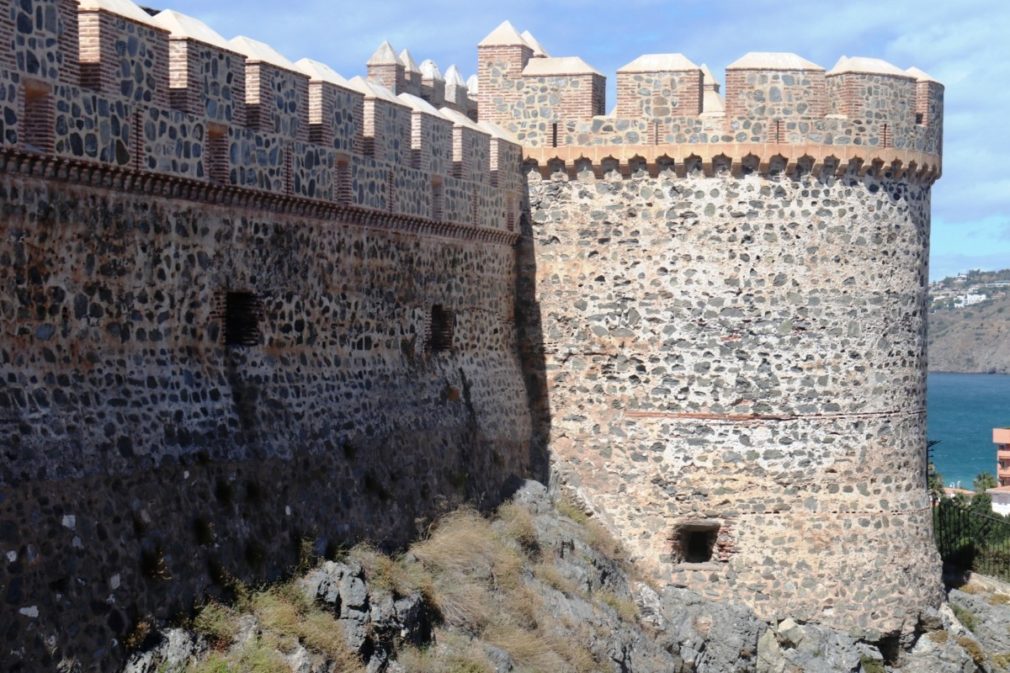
[555,496,590,525]
[189,639,288,673]
[496,502,540,556]
[928,629,949,644]
[958,636,986,666]
[599,590,638,622]
[397,630,495,673]
[250,585,363,670]
[485,623,567,673]
[958,582,985,595]
[990,593,1010,606]
[192,602,241,648]
[533,562,580,596]
[351,544,434,600]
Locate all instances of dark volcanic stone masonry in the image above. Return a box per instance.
[0,171,533,669]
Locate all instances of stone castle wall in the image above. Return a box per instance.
[485,24,946,639]
[0,2,534,670]
[525,165,941,636]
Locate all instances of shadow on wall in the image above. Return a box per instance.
[514,202,552,484]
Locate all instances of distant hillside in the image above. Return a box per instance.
[929,292,1010,373]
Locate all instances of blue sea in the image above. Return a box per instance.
[928,372,1010,489]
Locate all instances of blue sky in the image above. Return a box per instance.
[160,0,1009,280]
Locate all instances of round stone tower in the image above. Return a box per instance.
[481,26,947,637]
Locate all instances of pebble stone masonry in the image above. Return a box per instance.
[478,21,945,641]
[0,3,945,670]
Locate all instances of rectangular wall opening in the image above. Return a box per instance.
[431,178,444,221]
[206,123,229,185]
[427,304,454,353]
[223,291,262,347]
[675,522,721,563]
[551,122,558,148]
[23,81,53,153]
[335,156,351,206]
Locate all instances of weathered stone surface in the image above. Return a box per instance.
[525,167,943,636]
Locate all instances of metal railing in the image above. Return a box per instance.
[934,498,1010,581]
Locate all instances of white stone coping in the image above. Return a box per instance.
[618,53,699,73]
[397,92,446,118]
[78,0,163,28]
[399,49,420,74]
[438,106,486,133]
[478,20,527,47]
[295,58,351,87]
[727,52,823,71]
[346,76,407,106]
[828,56,913,78]
[419,59,443,81]
[520,30,549,57]
[444,65,466,87]
[466,74,479,95]
[906,67,942,84]
[368,41,399,66]
[151,10,234,51]
[228,35,300,72]
[523,56,602,77]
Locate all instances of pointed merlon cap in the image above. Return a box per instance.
[79,0,162,27]
[700,64,719,90]
[368,41,400,66]
[523,56,602,77]
[399,49,420,74]
[618,53,699,73]
[346,76,405,105]
[466,74,479,95]
[419,59,443,81]
[228,35,299,71]
[444,65,466,87]
[727,52,823,70]
[520,30,549,57]
[397,92,445,117]
[295,58,350,87]
[479,20,529,48]
[906,66,942,84]
[152,10,233,51]
[439,106,486,133]
[828,56,911,77]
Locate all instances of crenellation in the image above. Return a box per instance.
[367,40,405,94]
[153,11,247,125]
[419,58,445,107]
[399,48,422,96]
[398,91,453,176]
[229,36,309,141]
[347,76,412,166]
[440,105,491,184]
[77,0,170,107]
[616,54,702,119]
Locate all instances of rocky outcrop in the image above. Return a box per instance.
[123,481,995,673]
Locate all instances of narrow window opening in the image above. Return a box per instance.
[431,178,444,221]
[773,119,784,144]
[335,157,351,206]
[881,123,892,149]
[675,522,720,563]
[427,304,454,353]
[223,291,262,347]
[915,112,924,125]
[206,123,229,186]
[386,169,395,213]
[652,119,661,145]
[551,122,558,148]
[23,82,53,152]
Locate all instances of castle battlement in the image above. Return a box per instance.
[477,21,943,170]
[0,0,521,234]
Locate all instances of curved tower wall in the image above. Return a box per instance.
[488,28,946,636]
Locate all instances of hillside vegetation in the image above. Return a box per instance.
[124,481,991,673]
[929,293,1010,374]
